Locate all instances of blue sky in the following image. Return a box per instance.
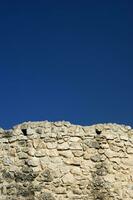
[0,0,132,128]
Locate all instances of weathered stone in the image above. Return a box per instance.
[10,148,16,156]
[8,136,17,143]
[3,157,13,165]
[0,121,132,200]
[119,132,129,141]
[104,174,115,183]
[36,128,43,134]
[70,167,81,175]
[69,137,81,142]
[45,149,59,157]
[83,149,96,160]
[55,187,66,194]
[32,139,40,149]
[40,169,53,182]
[18,152,28,159]
[26,158,39,167]
[57,142,69,150]
[104,149,118,158]
[2,170,14,182]
[41,192,55,200]
[69,142,82,150]
[126,146,133,154]
[28,148,36,156]
[59,150,73,158]
[62,173,75,185]
[35,149,46,157]
[122,156,133,166]
[72,150,84,157]
[63,157,81,166]
[84,139,100,149]
[90,155,101,162]
[46,142,57,149]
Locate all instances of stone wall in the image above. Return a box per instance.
[0,121,133,200]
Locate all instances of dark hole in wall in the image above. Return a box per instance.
[21,129,27,136]
[95,129,102,135]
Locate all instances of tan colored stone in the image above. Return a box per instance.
[63,157,81,166]
[35,149,46,157]
[72,150,84,157]
[57,142,69,150]
[69,142,82,150]
[104,130,117,140]
[55,187,66,194]
[32,139,40,149]
[122,156,133,166]
[18,152,28,159]
[69,137,81,142]
[59,150,73,158]
[26,157,39,167]
[104,149,118,158]
[46,142,57,149]
[62,173,75,184]
[46,149,59,157]
[28,148,36,156]
[119,132,128,141]
[70,167,81,175]
[104,174,115,183]
[10,148,16,156]
[126,147,133,154]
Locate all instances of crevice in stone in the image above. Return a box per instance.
[21,128,27,136]
[95,129,102,135]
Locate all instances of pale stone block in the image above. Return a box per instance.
[57,142,69,150]
[26,157,40,167]
[126,147,133,154]
[46,142,57,149]
[59,150,73,158]
[62,173,75,184]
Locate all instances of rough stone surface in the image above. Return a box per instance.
[0,121,133,200]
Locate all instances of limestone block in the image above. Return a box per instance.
[28,148,36,156]
[46,142,57,149]
[57,142,69,150]
[62,173,75,185]
[126,146,133,154]
[69,142,82,150]
[59,150,73,158]
[55,187,66,194]
[72,150,84,157]
[70,167,82,175]
[104,149,118,158]
[35,149,46,157]
[119,132,129,141]
[26,157,40,167]
[18,152,28,159]
[45,149,59,157]
[104,174,115,183]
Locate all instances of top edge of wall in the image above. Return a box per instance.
[0,120,132,132]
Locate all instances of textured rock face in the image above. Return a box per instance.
[0,121,133,200]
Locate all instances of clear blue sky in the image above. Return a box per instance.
[0,0,132,129]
